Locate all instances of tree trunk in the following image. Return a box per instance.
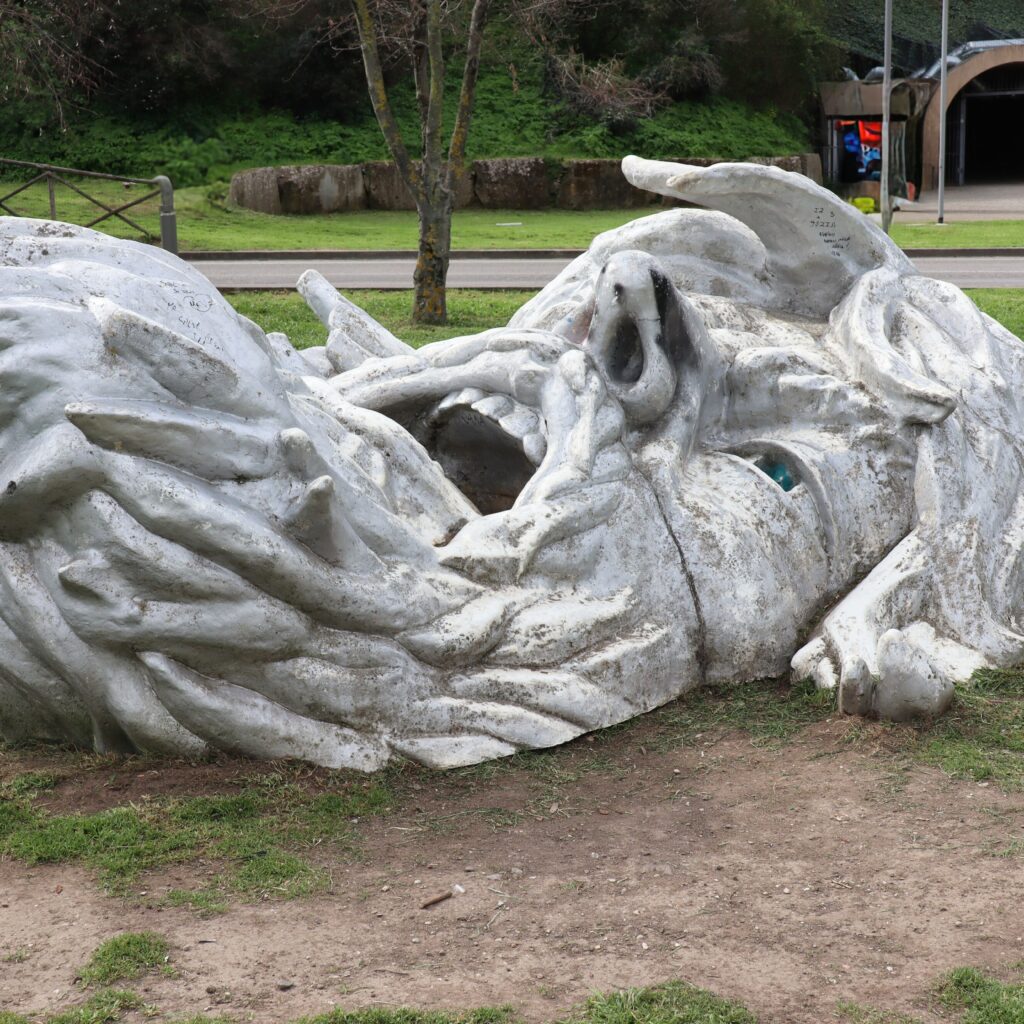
[350,0,490,326]
[414,196,453,325]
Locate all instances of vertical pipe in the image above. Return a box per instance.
[154,175,178,255]
[937,0,950,222]
[47,174,57,220]
[880,0,894,234]
[959,95,968,184]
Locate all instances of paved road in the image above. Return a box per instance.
[195,253,1024,291]
[913,255,1024,289]
[198,256,576,291]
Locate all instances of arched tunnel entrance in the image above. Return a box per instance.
[944,62,1024,185]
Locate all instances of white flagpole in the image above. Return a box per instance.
[881,0,894,233]
[937,0,950,223]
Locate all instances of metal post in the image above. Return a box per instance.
[880,0,894,234]
[937,0,950,223]
[154,175,178,254]
[46,174,57,220]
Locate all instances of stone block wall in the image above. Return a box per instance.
[474,158,552,208]
[229,164,366,215]
[362,162,416,211]
[556,160,655,209]
[276,165,366,214]
[228,155,823,216]
[362,162,475,211]
[227,166,282,215]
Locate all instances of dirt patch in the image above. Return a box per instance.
[0,751,360,816]
[32,760,253,816]
[2,717,1023,1023]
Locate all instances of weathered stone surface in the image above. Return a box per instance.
[799,152,824,184]
[661,156,720,167]
[474,157,551,208]
[277,165,366,214]
[556,160,656,209]
[363,161,418,211]
[5,157,1014,769]
[363,162,475,211]
[747,154,804,174]
[228,166,282,215]
[229,155,822,214]
[229,165,367,215]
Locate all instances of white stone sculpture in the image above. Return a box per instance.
[1,157,1020,770]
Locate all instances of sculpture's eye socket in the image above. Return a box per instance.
[754,455,799,492]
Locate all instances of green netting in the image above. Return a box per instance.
[828,0,1024,70]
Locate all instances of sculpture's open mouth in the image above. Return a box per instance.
[406,390,544,514]
[604,308,646,384]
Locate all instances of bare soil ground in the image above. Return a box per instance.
[2,714,1023,1024]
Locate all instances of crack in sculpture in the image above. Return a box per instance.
[1,157,1022,769]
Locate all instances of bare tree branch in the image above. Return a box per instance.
[448,0,490,175]
[411,3,431,140]
[350,0,421,198]
[549,50,666,127]
[423,0,446,187]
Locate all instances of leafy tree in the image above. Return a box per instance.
[716,0,843,116]
[567,0,840,114]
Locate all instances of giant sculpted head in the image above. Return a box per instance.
[1,158,1021,769]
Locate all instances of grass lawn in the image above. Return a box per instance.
[7,177,1024,251]
[891,219,1024,250]
[225,287,1024,350]
[226,289,530,349]
[966,289,1024,338]
[837,968,1024,1024]
[0,767,395,901]
[0,180,646,251]
[77,932,170,987]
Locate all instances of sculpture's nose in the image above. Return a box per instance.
[583,251,701,425]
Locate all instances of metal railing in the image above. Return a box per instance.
[0,158,177,254]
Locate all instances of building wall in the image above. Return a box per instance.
[921,44,1024,190]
